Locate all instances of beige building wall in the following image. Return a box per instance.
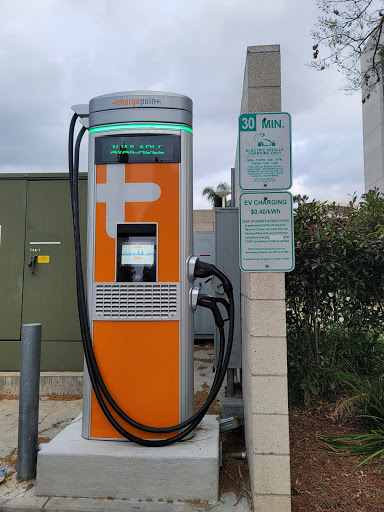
[236,46,291,512]
[193,209,215,231]
[361,32,384,193]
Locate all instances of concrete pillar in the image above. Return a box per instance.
[236,46,291,512]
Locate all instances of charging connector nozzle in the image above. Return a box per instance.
[193,259,233,298]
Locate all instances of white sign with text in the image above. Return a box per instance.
[240,191,295,272]
[239,113,292,191]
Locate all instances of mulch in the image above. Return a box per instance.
[194,378,251,503]
[220,428,250,503]
[290,399,384,512]
[218,397,384,510]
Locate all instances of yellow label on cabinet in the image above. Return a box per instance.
[38,255,50,264]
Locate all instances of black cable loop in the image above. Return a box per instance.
[68,114,235,446]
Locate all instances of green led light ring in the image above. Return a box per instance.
[89,123,193,134]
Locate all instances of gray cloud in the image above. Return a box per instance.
[0,0,365,207]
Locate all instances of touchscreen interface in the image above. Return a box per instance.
[116,224,157,282]
[121,244,155,266]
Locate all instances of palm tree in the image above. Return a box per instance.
[202,182,231,208]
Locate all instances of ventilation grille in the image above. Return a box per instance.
[93,283,180,321]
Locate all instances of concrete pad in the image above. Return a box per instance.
[1,486,48,511]
[36,415,220,502]
[1,488,250,512]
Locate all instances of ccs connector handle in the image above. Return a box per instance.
[197,295,226,327]
[193,258,233,298]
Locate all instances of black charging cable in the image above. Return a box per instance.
[68,113,235,446]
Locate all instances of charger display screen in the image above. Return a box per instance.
[116,224,157,282]
[121,243,155,266]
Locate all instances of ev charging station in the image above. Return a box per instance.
[79,92,194,441]
[69,91,235,446]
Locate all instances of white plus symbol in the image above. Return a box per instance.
[96,164,161,238]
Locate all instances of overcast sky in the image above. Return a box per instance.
[0,0,365,208]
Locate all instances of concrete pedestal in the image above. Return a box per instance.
[36,415,220,502]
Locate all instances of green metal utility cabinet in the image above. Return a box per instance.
[0,174,87,371]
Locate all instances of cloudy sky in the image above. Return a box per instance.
[0,0,365,208]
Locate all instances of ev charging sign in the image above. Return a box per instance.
[239,113,291,191]
[240,191,294,272]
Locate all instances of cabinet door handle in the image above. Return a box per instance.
[28,255,37,274]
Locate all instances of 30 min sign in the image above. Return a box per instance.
[239,113,292,191]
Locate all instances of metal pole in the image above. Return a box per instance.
[17,323,42,480]
[230,167,235,207]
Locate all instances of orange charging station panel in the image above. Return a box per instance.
[81,92,194,440]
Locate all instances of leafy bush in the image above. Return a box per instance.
[286,190,384,403]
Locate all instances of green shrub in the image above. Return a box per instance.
[287,190,384,403]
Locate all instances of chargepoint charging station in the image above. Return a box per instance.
[69,91,234,446]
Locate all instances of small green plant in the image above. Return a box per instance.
[351,378,384,427]
[322,378,384,470]
[324,428,384,470]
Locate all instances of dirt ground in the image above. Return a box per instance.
[217,394,384,511]
[290,399,384,512]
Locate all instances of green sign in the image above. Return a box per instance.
[239,112,292,191]
[239,114,257,131]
